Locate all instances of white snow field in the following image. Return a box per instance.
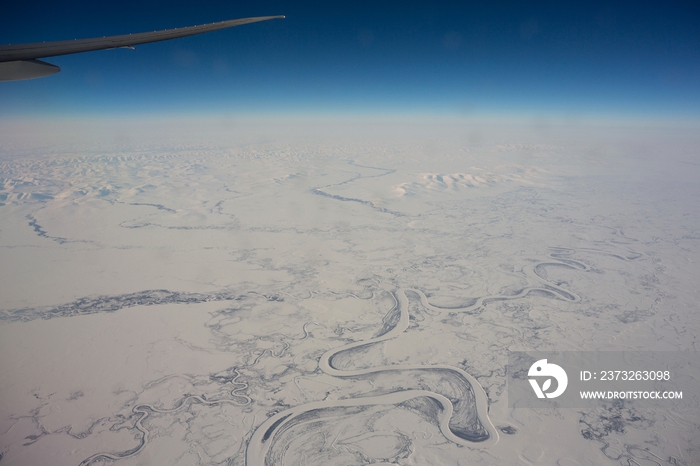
[1,117,698,465]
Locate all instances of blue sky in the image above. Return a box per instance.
[1,1,698,119]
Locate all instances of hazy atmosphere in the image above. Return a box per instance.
[1,1,699,465]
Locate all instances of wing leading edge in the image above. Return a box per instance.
[0,15,284,81]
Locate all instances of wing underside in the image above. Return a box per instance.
[0,15,283,81]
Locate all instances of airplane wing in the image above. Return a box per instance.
[0,15,284,81]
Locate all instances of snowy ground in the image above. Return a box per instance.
[1,117,698,465]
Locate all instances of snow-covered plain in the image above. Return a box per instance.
[1,117,698,465]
